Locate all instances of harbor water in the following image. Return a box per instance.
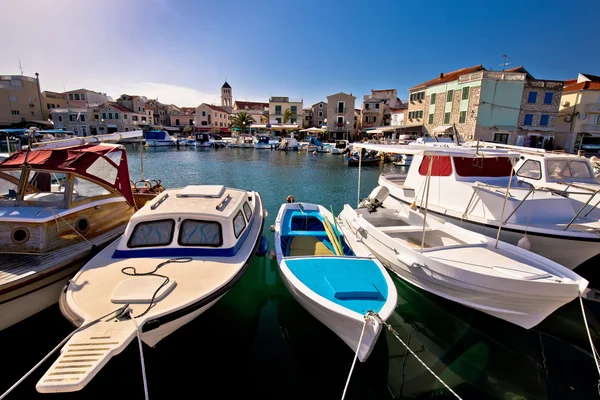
[1,145,600,399]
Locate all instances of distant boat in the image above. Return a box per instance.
[145,130,178,147]
[254,134,274,149]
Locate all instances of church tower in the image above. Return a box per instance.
[221,81,232,112]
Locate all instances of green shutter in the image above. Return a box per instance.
[428,114,434,124]
[430,93,436,104]
[462,87,470,100]
[459,111,466,124]
[444,112,450,124]
[447,90,453,102]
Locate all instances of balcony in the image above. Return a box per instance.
[585,104,600,114]
[582,124,600,133]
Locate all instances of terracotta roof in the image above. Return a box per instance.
[234,101,268,111]
[390,107,407,112]
[103,102,130,112]
[180,107,196,115]
[563,81,600,93]
[205,104,230,114]
[145,104,153,110]
[409,65,485,91]
[372,89,396,92]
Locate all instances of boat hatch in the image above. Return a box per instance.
[111,276,177,303]
[176,185,225,198]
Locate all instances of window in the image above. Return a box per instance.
[454,157,513,177]
[517,160,542,180]
[444,112,451,124]
[546,160,594,181]
[70,114,77,121]
[276,118,281,123]
[178,220,222,246]
[459,111,467,124]
[430,93,436,104]
[102,112,107,119]
[94,114,99,120]
[337,116,343,124]
[375,103,380,109]
[408,112,413,119]
[365,103,369,110]
[11,110,19,115]
[202,111,206,116]
[220,122,223,127]
[493,133,509,144]
[138,107,141,112]
[318,111,323,117]
[124,114,128,119]
[528,91,537,104]
[243,202,252,221]
[58,115,62,122]
[189,119,193,125]
[176,119,180,125]
[142,116,147,122]
[540,114,549,126]
[318,120,322,125]
[74,94,80,101]
[68,94,73,100]
[291,105,297,114]
[447,90,454,102]
[543,92,553,105]
[428,114,434,124]
[127,219,175,248]
[462,87,470,100]
[133,115,138,121]
[108,113,113,119]
[524,114,534,126]
[418,156,453,176]
[219,114,222,118]
[336,102,343,113]
[319,103,323,108]
[79,114,86,122]
[81,94,86,101]
[115,112,120,120]
[275,105,282,114]
[233,210,246,238]
[418,110,423,119]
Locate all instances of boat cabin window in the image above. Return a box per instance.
[86,156,118,185]
[72,177,112,203]
[22,172,69,205]
[127,219,175,248]
[0,170,22,202]
[233,210,246,238]
[418,156,453,176]
[516,160,542,180]
[546,160,594,182]
[243,201,252,221]
[178,219,222,247]
[453,157,514,177]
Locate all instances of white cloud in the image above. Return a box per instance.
[102,82,219,107]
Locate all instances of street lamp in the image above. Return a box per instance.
[242,121,246,135]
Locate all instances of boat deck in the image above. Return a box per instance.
[0,226,124,288]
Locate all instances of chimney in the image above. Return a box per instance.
[439,72,444,79]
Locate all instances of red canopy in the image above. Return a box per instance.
[0,144,135,207]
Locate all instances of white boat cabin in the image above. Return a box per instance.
[112,185,258,259]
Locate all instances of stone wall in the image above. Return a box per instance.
[517,81,562,128]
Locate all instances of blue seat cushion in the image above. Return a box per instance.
[325,275,381,300]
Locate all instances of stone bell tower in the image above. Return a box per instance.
[221,81,232,112]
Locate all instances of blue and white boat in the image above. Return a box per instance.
[254,134,274,149]
[144,130,178,147]
[194,132,214,148]
[274,202,397,361]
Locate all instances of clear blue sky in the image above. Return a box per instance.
[1,0,599,107]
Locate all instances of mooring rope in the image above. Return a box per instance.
[578,292,600,394]
[370,312,463,400]
[37,206,94,248]
[130,310,150,400]
[341,314,371,400]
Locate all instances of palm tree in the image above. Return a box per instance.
[229,111,255,134]
[282,108,296,124]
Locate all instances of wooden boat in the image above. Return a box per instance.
[273,202,397,362]
[0,132,150,331]
[37,184,268,393]
[337,185,589,329]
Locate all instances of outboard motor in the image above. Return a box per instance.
[358,186,389,212]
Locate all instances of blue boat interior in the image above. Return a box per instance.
[284,257,388,315]
[279,208,352,257]
[146,131,167,140]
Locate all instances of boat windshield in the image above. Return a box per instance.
[336,141,346,149]
[545,159,595,182]
[0,169,22,204]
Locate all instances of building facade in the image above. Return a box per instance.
[555,73,600,154]
[233,101,269,124]
[195,103,230,132]
[268,96,303,124]
[302,108,312,128]
[361,89,401,131]
[42,91,69,120]
[221,82,233,112]
[0,74,44,126]
[170,107,196,131]
[311,101,327,127]
[326,92,356,140]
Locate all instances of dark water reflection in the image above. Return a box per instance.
[1,145,599,399]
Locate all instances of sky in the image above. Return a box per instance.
[1,0,599,108]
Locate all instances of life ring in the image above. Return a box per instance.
[286,195,295,203]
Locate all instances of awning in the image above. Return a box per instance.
[493,125,517,132]
[519,126,555,133]
[432,125,453,133]
[367,129,385,134]
[254,124,300,131]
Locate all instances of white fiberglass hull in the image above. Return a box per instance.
[338,206,587,329]
[254,143,273,149]
[146,140,177,147]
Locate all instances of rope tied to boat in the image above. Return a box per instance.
[121,257,192,318]
[369,312,463,400]
[36,206,94,249]
[340,312,375,400]
[578,291,600,394]
[130,310,150,400]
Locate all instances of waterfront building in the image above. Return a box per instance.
[145,99,170,127]
[302,108,312,128]
[0,74,45,127]
[409,65,562,146]
[64,88,110,106]
[233,100,269,124]
[311,101,327,127]
[555,73,600,154]
[170,107,195,132]
[41,91,68,120]
[195,103,230,133]
[269,96,303,124]
[326,92,356,140]
[361,89,401,133]
[48,88,112,135]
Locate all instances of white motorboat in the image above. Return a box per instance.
[330,140,349,154]
[274,202,397,362]
[194,132,214,148]
[392,154,413,166]
[475,143,600,220]
[0,132,150,331]
[254,134,275,149]
[277,133,300,151]
[228,135,254,148]
[144,130,178,147]
[357,143,600,270]
[337,186,589,329]
[37,184,268,393]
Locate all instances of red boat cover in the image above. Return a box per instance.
[0,144,135,207]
